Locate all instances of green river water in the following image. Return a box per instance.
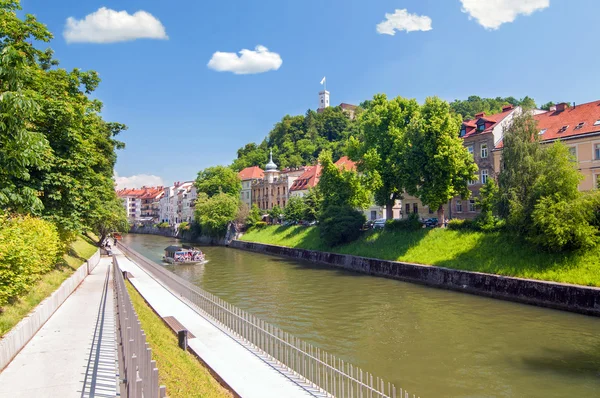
[122,233,600,397]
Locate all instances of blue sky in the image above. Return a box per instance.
[20,0,600,187]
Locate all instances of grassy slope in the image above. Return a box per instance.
[125,281,232,398]
[240,226,600,287]
[0,235,98,336]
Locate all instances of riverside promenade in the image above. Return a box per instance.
[113,247,319,398]
[0,257,118,398]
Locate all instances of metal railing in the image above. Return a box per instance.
[117,242,418,398]
[113,255,167,398]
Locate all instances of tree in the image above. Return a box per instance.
[195,166,241,198]
[91,196,129,245]
[497,112,543,233]
[194,192,239,236]
[349,94,419,218]
[450,95,537,120]
[475,179,499,229]
[283,196,307,223]
[268,204,283,223]
[318,150,371,210]
[404,97,478,225]
[303,187,322,222]
[246,204,262,228]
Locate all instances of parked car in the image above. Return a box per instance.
[363,220,375,229]
[373,218,387,229]
[422,218,439,228]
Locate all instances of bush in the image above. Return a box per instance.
[447,219,477,231]
[531,195,600,251]
[156,222,170,229]
[252,221,268,229]
[385,214,422,231]
[178,221,190,231]
[319,205,365,247]
[0,214,61,306]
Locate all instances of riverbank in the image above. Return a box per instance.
[0,235,98,336]
[240,226,600,287]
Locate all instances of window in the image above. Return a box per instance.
[568,146,577,158]
[469,199,476,212]
[460,128,466,137]
[481,169,489,184]
[558,125,568,133]
[405,203,410,215]
[413,203,418,214]
[539,129,547,135]
[371,210,377,220]
[456,200,462,213]
[468,175,478,185]
[574,122,585,130]
[477,123,485,131]
[283,187,286,194]
[481,144,488,158]
[594,120,600,126]
[283,200,286,206]
[428,207,434,214]
[467,145,474,156]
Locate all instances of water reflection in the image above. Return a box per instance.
[123,233,600,397]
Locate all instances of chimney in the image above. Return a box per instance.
[502,105,514,112]
[556,102,568,112]
[549,105,557,112]
[475,112,485,118]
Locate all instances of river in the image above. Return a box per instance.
[122,233,600,397]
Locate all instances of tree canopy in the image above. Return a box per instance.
[195,166,242,198]
[449,95,537,120]
[0,0,127,241]
[404,97,477,223]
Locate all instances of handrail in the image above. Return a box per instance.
[117,242,418,398]
[112,255,167,398]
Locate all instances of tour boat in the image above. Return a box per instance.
[163,245,206,264]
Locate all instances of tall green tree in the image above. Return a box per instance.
[318,150,371,210]
[194,192,239,237]
[404,96,477,225]
[195,166,242,198]
[349,94,420,218]
[497,112,543,233]
[303,187,322,222]
[283,196,307,223]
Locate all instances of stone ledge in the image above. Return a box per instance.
[230,240,600,317]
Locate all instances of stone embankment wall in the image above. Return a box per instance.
[230,241,600,317]
[129,226,230,246]
[0,250,101,370]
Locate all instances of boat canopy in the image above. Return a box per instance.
[164,245,183,254]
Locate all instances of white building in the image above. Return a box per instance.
[180,184,197,223]
[238,166,264,208]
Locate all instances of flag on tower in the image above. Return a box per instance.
[320,76,326,85]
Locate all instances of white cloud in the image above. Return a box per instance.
[460,0,549,30]
[207,45,282,75]
[114,172,164,190]
[376,9,432,35]
[64,7,168,43]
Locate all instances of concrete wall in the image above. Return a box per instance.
[230,241,600,317]
[0,249,101,370]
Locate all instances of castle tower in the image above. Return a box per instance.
[318,90,330,111]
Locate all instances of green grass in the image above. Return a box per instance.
[0,235,98,336]
[240,226,600,287]
[125,281,232,398]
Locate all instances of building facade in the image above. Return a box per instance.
[251,152,306,211]
[117,186,164,223]
[238,166,264,208]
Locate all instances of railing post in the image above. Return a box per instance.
[177,329,188,350]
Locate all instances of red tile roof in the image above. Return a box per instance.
[238,166,264,180]
[117,186,164,199]
[535,100,600,142]
[289,165,321,192]
[461,107,516,139]
[335,156,357,171]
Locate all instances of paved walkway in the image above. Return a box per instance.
[114,248,319,398]
[0,258,118,398]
